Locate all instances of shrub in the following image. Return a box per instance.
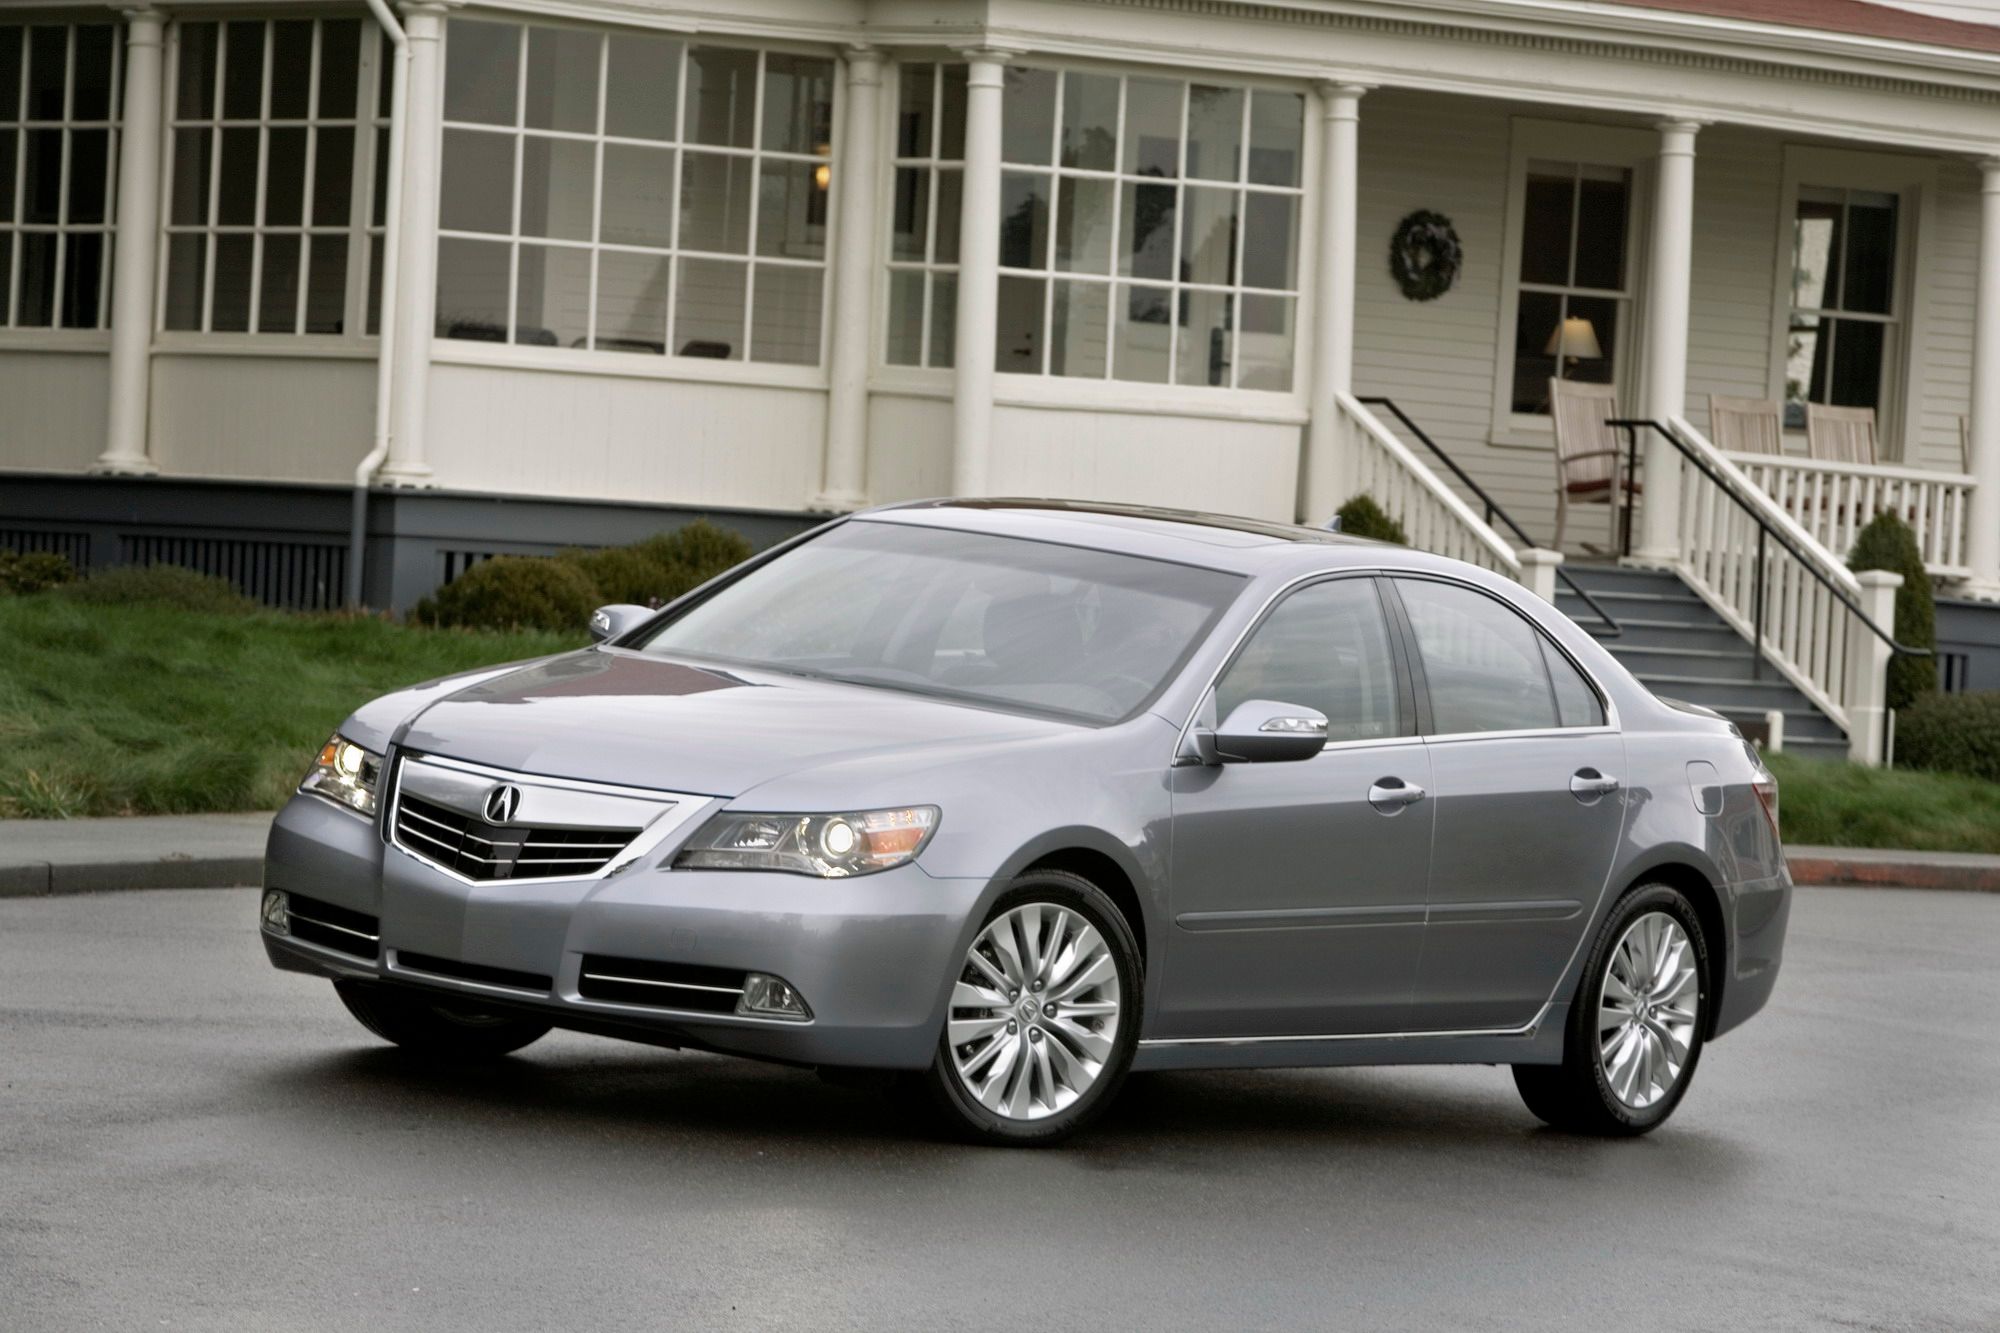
[57,563,256,614]
[0,550,78,595]
[414,555,600,633]
[1334,494,1408,545]
[1896,691,2000,784]
[1848,510,1936,711]
[630,519,756,599]
[558,545,680,607]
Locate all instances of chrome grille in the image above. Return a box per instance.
[578,954,748,1015]
[393,792,639,882]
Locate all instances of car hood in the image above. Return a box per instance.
[392,649,1078,800]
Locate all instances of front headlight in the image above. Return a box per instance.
[299,733,382,816]
[674,806,939,877]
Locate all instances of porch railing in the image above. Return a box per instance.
[1335,391,1522,579]
[1724,452,1975,578]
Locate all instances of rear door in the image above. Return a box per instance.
[1388,576,1628,1033]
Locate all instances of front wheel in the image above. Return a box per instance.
[1513,883,1710,1136]
[334,980,552,1059]
[921,872,1142,1146]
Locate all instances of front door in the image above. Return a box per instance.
[1162,576,1433,1039]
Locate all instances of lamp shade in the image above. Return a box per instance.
[1544,316,1603,360]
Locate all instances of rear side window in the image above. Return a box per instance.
[1394,578,1563,735]
[1215,578,1406,743]
[1542,638,1606,728]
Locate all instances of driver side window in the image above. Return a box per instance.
[1215,578,1406,744]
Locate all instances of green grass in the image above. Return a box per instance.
[0,596,581,818]
[1766,752,2000,855]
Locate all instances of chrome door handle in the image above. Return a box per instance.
[1571,769,1621,800]
[1367,778,1426,812]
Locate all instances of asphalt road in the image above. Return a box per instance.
[2,887,1996,1331]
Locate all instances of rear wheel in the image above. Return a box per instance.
[921,872,1142,1146]
[1513,883,1709,1136]
[334,980,551,1059]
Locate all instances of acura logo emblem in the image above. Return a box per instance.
[482,784,522,825]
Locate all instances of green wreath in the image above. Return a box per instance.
[1388,209,1462,303]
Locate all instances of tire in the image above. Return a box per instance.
[1513,883,1711,1136]
[334,979,552,1059]
[920,871,1143,1147]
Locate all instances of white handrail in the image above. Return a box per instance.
[1336,392,1522,577]
[1725,451,1975,577]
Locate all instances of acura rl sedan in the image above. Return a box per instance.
[262,499,1790,1145]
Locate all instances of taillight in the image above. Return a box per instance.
[1753,773,1780,838]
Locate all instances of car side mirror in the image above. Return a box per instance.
[1204,699,1329,764]
[588,604,653,644]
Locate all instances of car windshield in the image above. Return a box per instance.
[628,519,1245,723]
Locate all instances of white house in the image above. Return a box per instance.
[5,0,2000,757]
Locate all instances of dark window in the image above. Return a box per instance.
[1787,186,1900,428]
[1396,579,1561,735]
[1509,159,1630,415]
[1216,578,1405,744]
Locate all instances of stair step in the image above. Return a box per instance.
[1713,707,1848,743]
[1605,646,1766,681]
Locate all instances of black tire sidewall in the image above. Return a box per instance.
[926,872,1144,1146]
[1567,883,1711,1133]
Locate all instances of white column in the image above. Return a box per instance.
[1298,82,1368,524]
[381,2,450,487]
[950,49,1009,497]
[1845,569,1902,766]
[1961,157,2000,600]
[1634,119,1701,563]
[813,45,884,511]
[94,8,164,475]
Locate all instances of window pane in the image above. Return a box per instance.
[1572,168,1628,291]
[366,233,383,334]
[0,234,10,323]
[605,33,681,141]
[1247,91,1302,187]
[21,128,58,223]
[756,159,826,261]
[1001,66,1056,166]
[1563,295,1619,388]
[1511,289,1563,414]
[270,21,313,120]
[163,234,207,329]
[16,231,54,325]
[933,169,962,264]
[514,242,588,347]
[1048,279,1108,378]
[1124,78,1181,178]
[222,22,264,121]
[372,125,388,226]
[257,232,300,333]
[1542,639,1604,728]
[72,25,115,122]
[897,63,934,158]
[305,236,347,333]
[1829,317,1886,410]
[177,23,218,119]
[0,28,17,123]
[1396,579,1558,734]
[1177,288,1230,387]
[750,263,822,364]
[1793,191,1841,311]
[595,248,670,353]
[1217,579,1402,743]
[59,232,104,328]
[312,126,354,226]
[684,47,755,149]
[27,27,66,121]
[519,135,595,242]
[1115,283,1171,383]
[444,20,519,126]
[601,142,676,248]
[1784,313,1819,425]
[938,65,967,160]
[216,126,257,225]
[317,20,360,119]
[264,126,307,226]
[1185,86,1242,182]
[439,128,513,234]
[885,268,924,365]
[523,27,599,134]
[0,135,11,220]
[996,274,1044,373]
[435,236,511,341]
[1519,164,1573,288]
[1120,182,1175,281]
[210,233,253,331]
[68,128,109,224]
[762,53,831,154]
[674,256,744,358]
[1242,193,1296,291]
[1054,175,1114,275]
[1180,185,1237,288]
[679,150,753,253]
[891,166,929,261]
[929,273,957,368]
[1060,72,1117,171]
[999,171,1049,270]
[1842,192,1897,315]
[1237,293,1294,391]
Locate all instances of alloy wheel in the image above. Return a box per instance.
[946,903,1124,1121]
[1598,911,1700,1109]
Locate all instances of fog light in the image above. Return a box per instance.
[737,973,812,1021]
[261,889,290,936]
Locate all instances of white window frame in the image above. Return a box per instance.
[1765,145,1936,464]
[1490,119,1653,449]
[880,58,964,374]
[429,17,837,383]
[0,20,121,339]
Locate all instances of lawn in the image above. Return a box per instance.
[1764,752,2000,855]
[0,596,580,818]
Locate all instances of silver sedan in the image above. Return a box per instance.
[262,500,1790,1145]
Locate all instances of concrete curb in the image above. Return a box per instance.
[1785,846,2000,894]
[0,857,266,898]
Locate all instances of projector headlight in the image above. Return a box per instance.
[299,733,383,816]
[675,806,939,877]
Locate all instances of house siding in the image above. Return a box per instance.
[0,351,108,474]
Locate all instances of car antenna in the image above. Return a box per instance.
[1324,513,1343,532]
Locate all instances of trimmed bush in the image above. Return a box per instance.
[1848,510,1936,710]
[57,563,256,614]
[632,519,756,593]
[0,550,78,595]
[414,555,600,633]
[560,545,680,606]
[1896,691,2000,784]
[1334,494,1409,545]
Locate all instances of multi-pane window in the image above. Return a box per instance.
[435,20,833,364]
[994,67,1304,389]
[1508,160,1632,414]
[1787,186,1900,428]
[885,61,966,369]
[0,22,120,330]
[163,19,381,334]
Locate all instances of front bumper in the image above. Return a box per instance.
[263,793,985,1069]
